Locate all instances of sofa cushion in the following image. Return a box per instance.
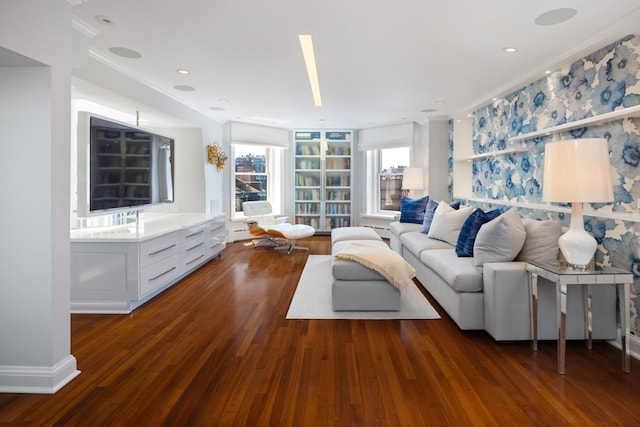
[390,221,422,238]
[427,204,474,246]
[516,219,562,263]
[455,208,501,257]
[473,208,526,266]
[399,196,428,224]
[420,198,441,233]
[400,232,453,258]
[420,249,483,292]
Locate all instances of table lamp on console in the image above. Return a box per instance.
[401,167,424,198]
[542,138,614,270]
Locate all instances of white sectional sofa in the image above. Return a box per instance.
[389,203,617,341]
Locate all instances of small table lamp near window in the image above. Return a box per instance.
[543,138,614,270]
[402,167,424,198]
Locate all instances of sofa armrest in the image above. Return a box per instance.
[483,262,531,341]
[483,261,618,342]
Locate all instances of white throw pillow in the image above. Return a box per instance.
[516,219,562,263]
[427,204,473,246]
[473,208,526,266]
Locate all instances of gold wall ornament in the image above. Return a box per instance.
[207,143,228,171]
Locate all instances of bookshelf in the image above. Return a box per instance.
[293,130,353,231]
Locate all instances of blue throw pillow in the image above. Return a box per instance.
[399,196,428,224]
[455,208,501,257]
[421,199,440,233]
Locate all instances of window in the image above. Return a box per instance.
[233,144,268,213]
[365,146,411,214]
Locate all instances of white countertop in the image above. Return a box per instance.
[70,212,225,242]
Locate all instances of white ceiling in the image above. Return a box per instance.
[69,0,640,130]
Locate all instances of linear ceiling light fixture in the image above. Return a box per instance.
[298,34,323,107]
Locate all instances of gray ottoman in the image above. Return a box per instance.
[330,227,401,311]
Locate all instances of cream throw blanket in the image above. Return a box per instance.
[334,241,416,290]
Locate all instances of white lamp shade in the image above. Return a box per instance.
[543,138,613,203]
[402,167,424,190]
[542,138,614,269]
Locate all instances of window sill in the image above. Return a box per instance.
[360,213,398,221]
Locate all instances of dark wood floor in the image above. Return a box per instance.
[1,236,639,426]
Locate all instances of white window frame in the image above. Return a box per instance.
[364,146,411,216]
[231,144,283,219]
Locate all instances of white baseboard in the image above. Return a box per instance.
[71,300,132,314]
[608,330,640,361]
[0,355,80,394]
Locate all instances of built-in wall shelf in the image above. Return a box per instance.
[509,104,640,143]
[455,146,528,161]
[455,197,640,223]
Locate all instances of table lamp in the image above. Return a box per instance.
[402,167,424,198]
[543,138,614,270]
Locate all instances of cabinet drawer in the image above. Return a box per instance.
[140,253,180,296]
[181,243,207,272]
[181,223,207,244]
[208,220,225,234]
[139,232,180,268]
[208,241,225,258]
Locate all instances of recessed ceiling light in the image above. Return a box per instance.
[218,98,228,103]
[535,8,577,26]
[109,47,142,58]
[176,69,190,75]
[299,35,323,107]
[95,15,115,26]
[502,47,518,53]
[434,100,446,104]
[174,85,195,92]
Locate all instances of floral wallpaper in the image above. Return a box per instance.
[459,34,640,333]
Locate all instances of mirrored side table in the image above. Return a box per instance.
[526,261,633,374]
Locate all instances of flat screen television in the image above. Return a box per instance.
[77,112,175,217]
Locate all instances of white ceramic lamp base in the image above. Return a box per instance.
[559,202,596,270]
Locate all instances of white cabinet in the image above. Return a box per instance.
[70,213,226,313]
[293,130,353,231]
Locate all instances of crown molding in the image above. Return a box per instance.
[72,16,99,38]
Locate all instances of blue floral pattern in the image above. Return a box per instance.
[459,34,640,334]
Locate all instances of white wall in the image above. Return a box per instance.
[424,119,450,202]
[0,0,79,393]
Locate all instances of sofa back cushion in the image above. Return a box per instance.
[473,208,526,266]
[427,204,474,246]
[516,219,562,263]
[455,208,501,257]
[399,196,428,224]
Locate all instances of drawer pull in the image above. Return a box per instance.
[148,244,176,256]
[185,229,205,238]
[185,242,205,252]
[186,254,205,265]
[150,266,176,281]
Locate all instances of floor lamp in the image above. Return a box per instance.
[542,138,614,270]
[402,167,424,198]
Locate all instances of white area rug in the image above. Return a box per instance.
[286,255,441,320]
